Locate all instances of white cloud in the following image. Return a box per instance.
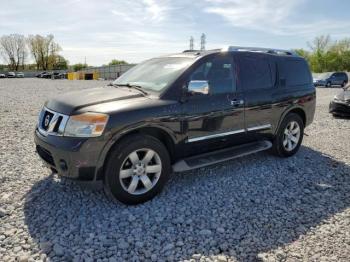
[143,0,168,21]
[1,0,350,65]
[205,0,300,30]
[204,0,350,36]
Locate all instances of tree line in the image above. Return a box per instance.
[2,33,347,73]
[0,34,68,71]
[0,34,129,72]
[295,35,350,73]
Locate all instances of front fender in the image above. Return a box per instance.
[93,122,180,180]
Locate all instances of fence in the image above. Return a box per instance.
[0,64,135,80]
[77,64,135,80]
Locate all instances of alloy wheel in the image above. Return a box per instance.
[283,121,301,152]
[119,148,162,195]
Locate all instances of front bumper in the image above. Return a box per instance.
[34,129,106,180]
[329,101,350,117]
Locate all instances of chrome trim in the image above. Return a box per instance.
[187,129,245,143]
[38,107,69,136]
[246,124,272,132]
[187,124,272,143]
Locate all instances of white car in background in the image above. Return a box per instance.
[0,73,6,78]
[7,72,16,78]
[16,72,24,78]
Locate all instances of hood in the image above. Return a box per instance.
[45,87,147,115]
[335,89,350,102]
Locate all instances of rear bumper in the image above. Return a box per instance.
[329,101,350,116]
[34,129,106,180]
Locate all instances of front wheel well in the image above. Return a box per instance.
[99,127,176,180]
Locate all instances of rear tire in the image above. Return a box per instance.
[103,134,171,205]
[271,113,304,157]
[341,81,346,88]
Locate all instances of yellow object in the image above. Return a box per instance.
[67,71,99,80]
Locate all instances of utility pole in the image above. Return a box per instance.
[189,36,194,50]
[200,33,206,51]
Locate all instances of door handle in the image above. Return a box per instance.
[231,99,244,106]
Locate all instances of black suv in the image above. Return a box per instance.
[35,46,316,204]
[314,72,348,87]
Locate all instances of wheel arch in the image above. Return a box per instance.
[95,125,177,180]
[275,107,306,135]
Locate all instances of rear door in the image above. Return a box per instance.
[235,52,276,138]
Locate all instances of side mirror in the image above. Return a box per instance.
[188,80,209,95]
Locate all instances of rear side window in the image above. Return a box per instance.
[238,55,273,90]
[282,59,311,86]
[337,72,347,79]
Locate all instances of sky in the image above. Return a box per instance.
[1,0,350,66]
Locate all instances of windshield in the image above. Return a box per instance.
[113,57,194,92]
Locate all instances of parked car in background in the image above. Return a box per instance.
[0,73,5,78]
[41,72,53,79]
[34,46,316,205]
[7,72,16,78]
[314,72,348,87]
[36,71,47,78]
[52,72,66,79]
[329,84,350,117]
[16,72,24,78]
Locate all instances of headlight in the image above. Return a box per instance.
[64,112,109,137]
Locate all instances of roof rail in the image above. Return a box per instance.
[224,46,297,56]
[183,50,200,53]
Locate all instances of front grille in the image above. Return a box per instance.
[38,107,69,136]
[36,145,55,166]
[41,111,54,131]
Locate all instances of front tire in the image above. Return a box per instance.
[326,82,331,88]
[104,134,171,205]
[271,113,304,157]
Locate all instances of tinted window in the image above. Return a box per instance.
[238,55,273,90]
[337,72,347,79]
[283,59,311,86]
[189,56,234,94]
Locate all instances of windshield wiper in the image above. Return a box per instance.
[115,83,148,96]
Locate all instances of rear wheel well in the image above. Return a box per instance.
[288,108,306,126]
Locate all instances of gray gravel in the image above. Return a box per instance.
[0,79,349,262]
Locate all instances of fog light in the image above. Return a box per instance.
[59,160,68,172]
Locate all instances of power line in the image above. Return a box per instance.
[200,33,206,51]
[189,36,194,50]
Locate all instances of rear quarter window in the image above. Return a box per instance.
[282,59,311,86]
[237,54,273,90]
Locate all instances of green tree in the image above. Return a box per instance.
[27,34,62,70]
[108,59,128,65]
[72,63,88,72]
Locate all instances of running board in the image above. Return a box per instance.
[172,140,272,172]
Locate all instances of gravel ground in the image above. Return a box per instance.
[0,78,349,262]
